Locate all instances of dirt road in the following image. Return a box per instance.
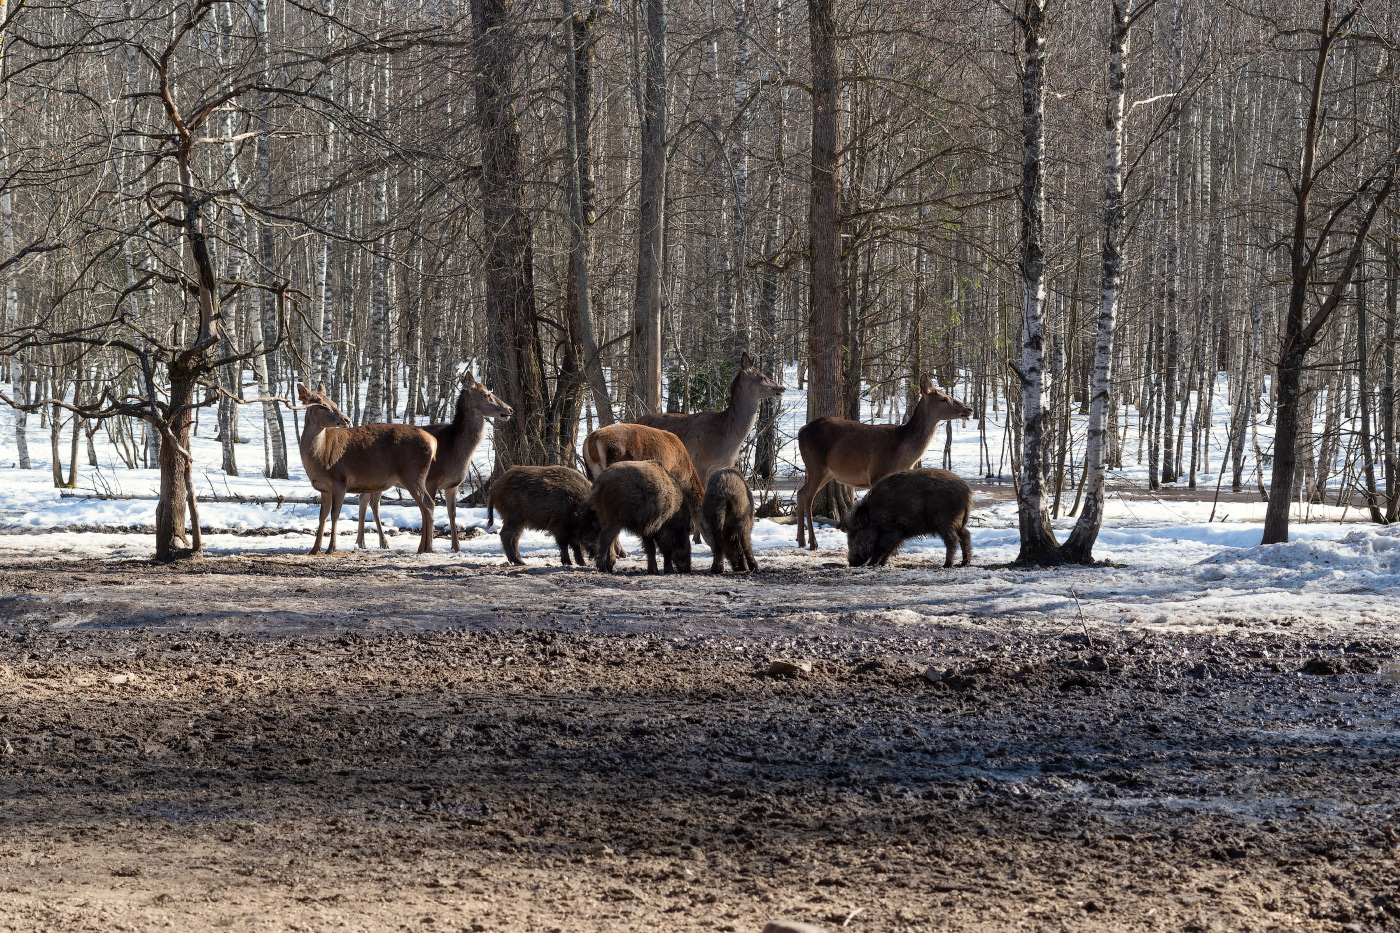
[1,549,1398,931]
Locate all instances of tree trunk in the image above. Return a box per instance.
[631,0,667,416]
[1013,0,1059,565]
[562,1,614,430]
[154,369,197,561]
[1062,2,1131,563]
[1356,248,1384,522]
[473,0,550,468]
[806,0,849,521]
[806,0,843,426]
[251,0,287,477]
[1262,0,1395,543]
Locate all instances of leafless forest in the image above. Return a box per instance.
[0,0,1396,561]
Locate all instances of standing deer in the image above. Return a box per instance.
[296,384,438,555]
[794,374,973,550]
[358,370,512,552]
[634,351,784,482]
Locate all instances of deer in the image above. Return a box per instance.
[357,370,512,552]
[581,422,711,553]
[295,384,438,555]
[634,351,784,483]
[794,374,973,550]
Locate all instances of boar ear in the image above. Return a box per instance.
[297,384,310,402]
[919,373,934,395]
[740,350,754,369]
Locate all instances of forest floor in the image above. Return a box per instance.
[1,544,1398,932]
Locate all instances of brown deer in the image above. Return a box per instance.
[582,422,710,550]
[358,370,512,552]
[794,374,973,550]
[296,384,438,555]
[634,351,784,482]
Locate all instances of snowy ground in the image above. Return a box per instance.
[0,365,1394,635]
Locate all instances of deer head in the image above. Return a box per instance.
[297,383,351,428]
[735,351,785,402]
[458,369,514,419]
[916,374,973,422]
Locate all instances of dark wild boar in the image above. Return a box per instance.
[588,461,694,574]
[703,468,757,574]
[846,468,973,568]
[487,465,599,566]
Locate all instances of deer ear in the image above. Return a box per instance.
[297,384,310,402]
[919,373,934,395]
[461,369,476,386]
[317,382,327,395]
[741,351,754,369]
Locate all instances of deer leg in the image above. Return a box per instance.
[444,485,461,552]
[794,480,810,549]
[327,486,346,555]
[795,471,830,551]
[310,494,330,555]
[642,537,659,575]
[355,495,369,549]
[418,492,436,554]
[370,493,388,549]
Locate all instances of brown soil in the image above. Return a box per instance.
[2,550,1398,932]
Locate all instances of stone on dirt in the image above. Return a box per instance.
[768,659,812,678]
[762,922,831,933]
[1300,658,1343,676]
[106,673,137,686]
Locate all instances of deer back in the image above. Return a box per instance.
[306,423,438,494]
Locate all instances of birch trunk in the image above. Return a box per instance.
[1014,0,1058,564]
[1062,0,1131,563]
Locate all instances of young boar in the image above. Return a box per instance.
[588,461,694,574]
[487,465,599,567]
[846,468,973,568]
[704,468,757,574]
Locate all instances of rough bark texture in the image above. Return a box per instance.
[1014,0,1060,565]
[472,0,549,468]
[631,0,667,417]
[806,0,843,426]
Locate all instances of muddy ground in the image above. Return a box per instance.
[1,547,1398,932]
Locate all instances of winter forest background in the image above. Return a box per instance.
[0,0,1396,562]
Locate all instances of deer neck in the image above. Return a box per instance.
[719,376,764,441]
[299,412,337,466]
[894,397,944,464]
[441,392,487,466]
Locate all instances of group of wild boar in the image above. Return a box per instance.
[297,353,976,575]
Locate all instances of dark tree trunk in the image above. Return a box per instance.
[631,0,666,416]
[472,0,550,468]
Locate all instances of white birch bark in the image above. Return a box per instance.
[1014,0,1058,564]
[1064,0,1133,562]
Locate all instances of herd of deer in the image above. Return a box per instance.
[294,352,976,573]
